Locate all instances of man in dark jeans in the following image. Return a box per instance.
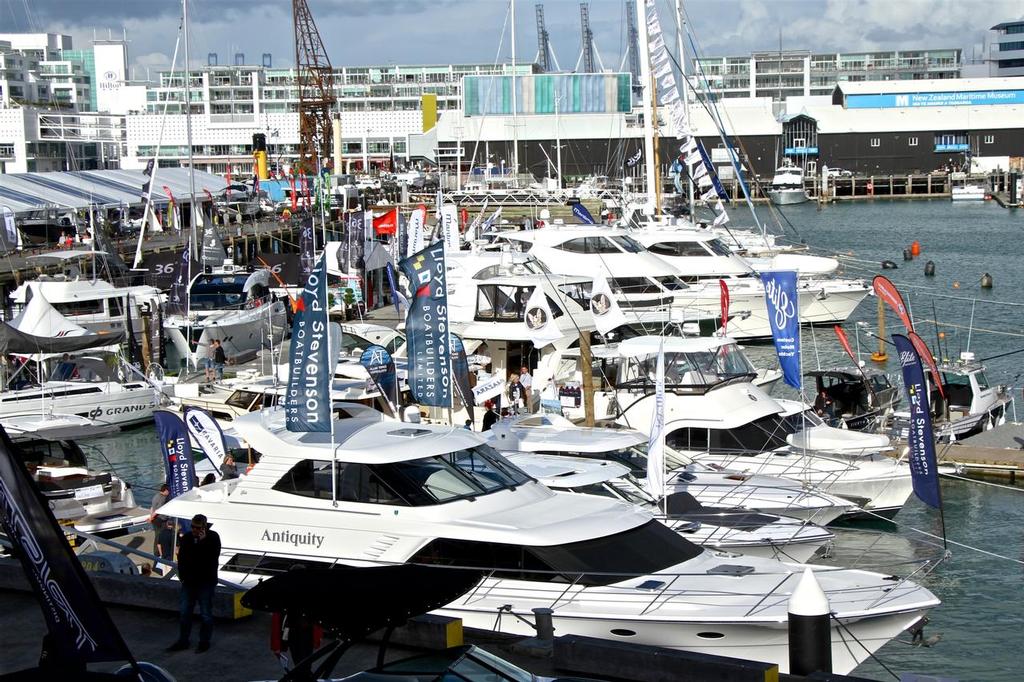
[167,514,221,653]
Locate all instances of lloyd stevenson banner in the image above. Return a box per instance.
[760,271,801,390]
[286,254,340,432]
[399,241,452,407]
[892,334,942,509]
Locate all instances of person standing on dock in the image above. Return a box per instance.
[167,514,221,654]
[148,483,169,552]
[213,339,227,382]
[519,365,533,412]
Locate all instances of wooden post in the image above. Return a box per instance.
[579,331,595,427]
[139,311,152,371]
[871,296,887,362]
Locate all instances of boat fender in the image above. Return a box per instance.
[881,260,897,270]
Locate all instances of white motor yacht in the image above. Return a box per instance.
[488,414,852,525]
[163,269,288,369]
[602,337,912,518]
[507,450,834,562]
[767,163,810,205]
[159,408,939,674]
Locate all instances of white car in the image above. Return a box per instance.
[825,168,853,178]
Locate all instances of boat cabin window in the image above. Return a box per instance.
[704,239,733,257]
[409,519,700,586]
[16,439,87,468]
[567,482,652,506]
[53,299,105,316]
[554,237,620,255]
[654,275,689,291]
[225,390,261,411]
[668,413,796,453]
[646,241,712,258]
[618,346,755,391]
[609,235,644,253]
[608,277,661,295]
[190,275,246,311]
[273,446,532,506]
[107,298,124,316]
[476,285,563,323]
[222,553,332,577]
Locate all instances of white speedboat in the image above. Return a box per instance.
[767,163,810,205]
[582,337,912,517]
[159,408,939,675]
[163,268,288,369]
[950,184,986,202]
[13,435,148,537]
[488,414,853,524]
[508,450,834,562]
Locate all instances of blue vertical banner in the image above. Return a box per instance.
[299,216,315,278]
[450,334,475,422]
[285,254,332,432]
[155,410,195,500]
[183,406,228,462]
[892,334,942,509]
[760,271,801,390]
[359,344,398,408]
[398,241,452,407]
[571,203,596,224]
[385,261,401,313]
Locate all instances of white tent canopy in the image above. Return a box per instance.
[11,288,92,338]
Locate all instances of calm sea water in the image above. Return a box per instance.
[94,200,1022,681]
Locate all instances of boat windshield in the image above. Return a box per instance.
[190,275,247,310]
[537,445,693,478]
[409,519,701,586]
[272,444,533,506]
[617,346,756,391]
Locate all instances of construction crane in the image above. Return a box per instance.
[624,0,641,95]
[534,4,558,73]
[293,0,335,175]
[575,3,604,73]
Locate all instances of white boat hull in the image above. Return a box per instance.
[0,382,159,427]
[768,189,810,205]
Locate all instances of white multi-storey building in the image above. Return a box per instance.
[122,61,532,174]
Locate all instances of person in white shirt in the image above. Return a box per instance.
[519,366,533,412]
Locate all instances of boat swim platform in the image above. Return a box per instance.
[0,560,875,682]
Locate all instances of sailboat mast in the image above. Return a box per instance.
[675,0,694,218]
[182,0,199,253]
[510,0,520,185]
[636,0,657,215]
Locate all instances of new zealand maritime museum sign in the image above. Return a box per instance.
[846,89,1024,109]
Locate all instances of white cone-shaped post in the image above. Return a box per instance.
[788,567,832,675]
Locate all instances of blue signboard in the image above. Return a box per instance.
[846,89,1024,109]
[784,147,819,155]
[934,143,970,153]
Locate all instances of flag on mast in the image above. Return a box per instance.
[645,342,667,499]
[761,271,801,390]
[892,334,942,509]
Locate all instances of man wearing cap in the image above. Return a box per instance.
[167,514,221,653]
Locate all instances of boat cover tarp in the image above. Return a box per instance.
[240,565,481,639]
[0,323,124,355]
[11,291,92,338]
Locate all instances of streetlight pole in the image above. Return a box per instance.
[555,94,562,190]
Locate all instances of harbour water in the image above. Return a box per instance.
[93,199,1022,681]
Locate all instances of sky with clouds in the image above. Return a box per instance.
[2,0,1019,80]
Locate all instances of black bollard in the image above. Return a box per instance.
[924,260,935,277]
[903,248,914,261]
[788,567,833,676]
[881,260,898,269]
[981,273,993,288]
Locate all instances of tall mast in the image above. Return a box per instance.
[182,0,198,252]
[510,0,520,184]
[636,0,657,215]
[675,0,694,218]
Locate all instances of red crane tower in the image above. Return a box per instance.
[293,0,335,175]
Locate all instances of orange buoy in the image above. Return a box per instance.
[952,281,960,289]
[910,241,921,256]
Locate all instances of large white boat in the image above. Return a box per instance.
[767,163,810,205]
[160,408,939,674]
[507,451,834,563]
[561,336,912,517]
[488,414,853,525]
[163,269,288,369]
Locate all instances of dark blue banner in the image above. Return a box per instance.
[697,142,729,201]
[760,271,801,390]
[286,254,332,432]
[385,261,401,313]
[156,410,195,500]
[0,426,137,666]
[166,244,191,317]
[893,334,942,509]
[299,216,315,278]
[398,241,452,407]
[360,344,398,407]
[571,203,596,225]
[451,334,475,422]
